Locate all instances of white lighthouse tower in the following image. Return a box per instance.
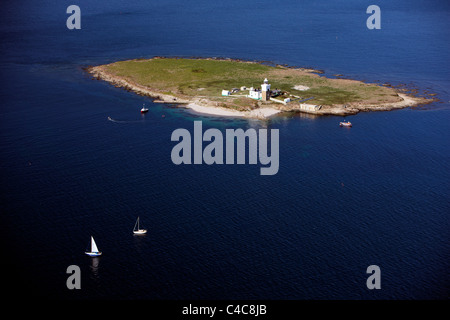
[261,78,271,101]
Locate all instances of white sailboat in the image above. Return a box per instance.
[85,236,102,256]
[133,217,147,235]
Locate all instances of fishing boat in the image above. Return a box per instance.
[133,217,147,235]
[339,120,352,127]
[85,236,102,256]
[140,104,149,113]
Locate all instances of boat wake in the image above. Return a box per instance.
[107,116,145,123]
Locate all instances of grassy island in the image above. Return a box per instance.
[87,57,430,118]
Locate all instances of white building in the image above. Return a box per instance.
[248,89,262,100]
[247,78,271,100]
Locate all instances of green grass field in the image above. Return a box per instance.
[101,57,400,110]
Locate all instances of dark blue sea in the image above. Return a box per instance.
[0,0,449,300]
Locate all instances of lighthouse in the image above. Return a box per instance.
[261,78,271,101]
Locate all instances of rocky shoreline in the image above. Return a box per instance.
[86,58,433,119]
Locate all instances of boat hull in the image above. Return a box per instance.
[340,122,352,127]
[133,229,147,234]
[85,252,102,256]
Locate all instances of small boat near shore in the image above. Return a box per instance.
[340,120,352,127]
[133,217,147,235]
[140,104,148,113]
[85,236,102,256]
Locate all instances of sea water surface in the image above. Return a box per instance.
[0,0,449,299]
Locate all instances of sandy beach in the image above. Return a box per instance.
[186,103,280,119]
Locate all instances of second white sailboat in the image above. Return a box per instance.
[133,217,147,235]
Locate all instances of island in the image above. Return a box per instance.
[87,57,431,119]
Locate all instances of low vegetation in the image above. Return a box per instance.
[98,57,403,111]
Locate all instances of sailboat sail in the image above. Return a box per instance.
[91,236,99,253]
[133,217,139,232]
